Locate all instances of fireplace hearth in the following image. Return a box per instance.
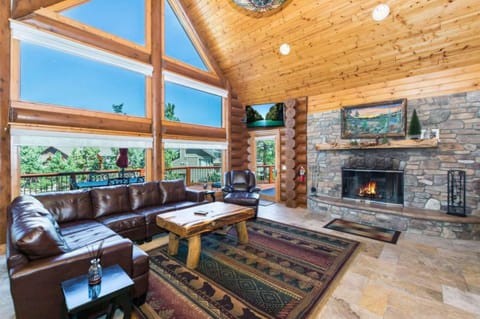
[342,168,404,205]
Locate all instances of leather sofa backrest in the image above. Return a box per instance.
[128,181,162,210]
[159,179,186,204]
[9,196,69,260]
[91,185,131,218]
[36,190,93,223]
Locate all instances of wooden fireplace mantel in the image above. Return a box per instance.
[315,138,438,151]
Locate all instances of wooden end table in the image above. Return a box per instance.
[61,264,134,319]
[156,202,255,269]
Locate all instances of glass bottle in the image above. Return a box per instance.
[88,258,102,285]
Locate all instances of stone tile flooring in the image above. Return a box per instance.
[1,203,479,318]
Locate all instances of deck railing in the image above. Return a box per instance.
[256,165,276,184]
[20,169,143,195]
[164,166,222,186]
[20,165,274,195]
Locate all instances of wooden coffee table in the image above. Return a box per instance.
[156,202,255,269]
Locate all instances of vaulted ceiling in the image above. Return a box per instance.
[180,0,480,105]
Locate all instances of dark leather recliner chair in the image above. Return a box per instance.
[222,170,260,217]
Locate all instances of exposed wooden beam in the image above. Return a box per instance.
[12,0,64,18]
[0,0,11,244]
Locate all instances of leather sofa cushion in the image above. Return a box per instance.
[91,186,131,218]
[96,213,145,234]
[223,192,260,206]
[159,179,186,204]
[62,222,117,250]
[134,205,176,224]
[129,182,162,210]
[9,196,69,260]
[36,190,93,223]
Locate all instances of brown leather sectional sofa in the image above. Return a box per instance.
[6,179,206,319]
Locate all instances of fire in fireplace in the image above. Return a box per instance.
[358,181,377,197]
[342,168,404,205]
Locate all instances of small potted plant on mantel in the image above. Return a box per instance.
[408,109,422,140]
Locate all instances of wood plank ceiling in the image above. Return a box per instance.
[180,0,480,105]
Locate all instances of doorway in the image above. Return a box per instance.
[251,131,280,202]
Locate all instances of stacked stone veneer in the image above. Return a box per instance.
[307,91,480,239]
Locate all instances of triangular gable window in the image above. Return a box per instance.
[164,0,208,71]
[60,0,145,46]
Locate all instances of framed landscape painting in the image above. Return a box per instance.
[341,99,407,139]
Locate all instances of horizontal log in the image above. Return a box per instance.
[296,194,307,204]
[295,134,307,144]
[163,121,226,139]
[295,112,307,124]
[295,183,307,194]
[11,105,151,133]
[296,153,307,164]
[295,144,307,154]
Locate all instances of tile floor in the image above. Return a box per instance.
[1,203,479,318]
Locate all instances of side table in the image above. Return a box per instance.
[61,264,134,319]
[204,190,216,202]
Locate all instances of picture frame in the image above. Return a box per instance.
[431,128,440,141]
[341,99,407,139]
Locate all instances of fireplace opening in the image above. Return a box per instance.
[342,168,404,205]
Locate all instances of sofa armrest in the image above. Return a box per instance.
[222,185,234,193]
[185,189,206,202]
[9,236,133,319]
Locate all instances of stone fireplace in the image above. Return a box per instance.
[306,90,480,239]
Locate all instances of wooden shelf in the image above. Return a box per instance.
[315,138,438,151]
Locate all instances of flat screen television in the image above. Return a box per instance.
[246,102,285,128]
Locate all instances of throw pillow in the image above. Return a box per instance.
[10,196,69,260]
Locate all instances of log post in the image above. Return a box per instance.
[0,0,11,244]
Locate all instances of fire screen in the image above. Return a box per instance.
[342,168,404,205]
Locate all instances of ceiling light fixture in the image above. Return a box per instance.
[231,0,290,17]
[279,43,290,55]
[372,4,390,22]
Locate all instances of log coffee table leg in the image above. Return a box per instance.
[235,221,249,244]
[186,235,201,269]
[168,232,179,255]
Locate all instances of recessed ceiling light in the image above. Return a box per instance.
[279,43,291,55]
[372,4,390,22]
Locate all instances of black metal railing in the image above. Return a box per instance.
[20,169,143,195]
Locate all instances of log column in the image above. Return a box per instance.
[284,99,297,207]
[294,97,308,207]
[0,0,11,244]
[151,0,163,180]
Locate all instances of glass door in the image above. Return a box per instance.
[254,135,278,202]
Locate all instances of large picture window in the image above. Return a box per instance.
[61,0,146,46]
[164,81,223,127]
[20,42,146,116]
[164,0,208,71]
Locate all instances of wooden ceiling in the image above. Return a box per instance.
[180,0,480,105]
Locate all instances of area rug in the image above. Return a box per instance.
[259,199,275,206]
[324,218,401,244]
[142,219,359,319]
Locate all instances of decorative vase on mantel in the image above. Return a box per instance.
[88,258,102,285]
